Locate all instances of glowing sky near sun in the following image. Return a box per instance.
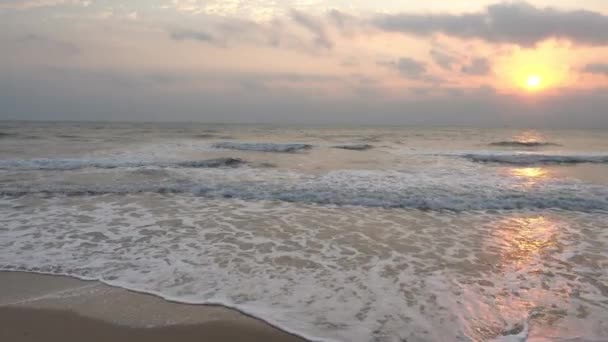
[1,0,608,126]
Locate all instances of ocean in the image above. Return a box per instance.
[1,121,607,341]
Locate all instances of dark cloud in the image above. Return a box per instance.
[327,9,360,37]
[327,10,349,30]
[373,2,608,46]
[381,57,427,79]
[583,63,608,76]
[170,30,214,43]
[169,16,331,53]
[170,3,608,53]
[291,10,333,49]
[169,20,271,48]
[430,49,457,70]
[461,58,491,75]
[216,19,286,47]
[395,58,426,78]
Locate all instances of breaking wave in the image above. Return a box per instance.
[461,153,608,165]
[213,142,313,153]
[0,157,245,171]
[2,169,607,212]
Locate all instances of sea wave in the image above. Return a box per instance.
[213,142,313,153]
[0,132,18,139]
[332,144,374,151]
[489,141,560,148]
[2,170,607,211]
[192,133,217,139]
[0,157,245,171]
[461,153,608,165]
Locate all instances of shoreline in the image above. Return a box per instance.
[0,271,309,342]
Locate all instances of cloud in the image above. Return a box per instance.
[170,30,215,43]
[461,58,491,75]
[380,57,427,79]
[0,0,88,10]
[0,34,81,61]
[327,9,361,36]
[583,64,608,76]
[168,20,281,49]
[168,0,280,20]
[290,10,333,49]
[18,34,80,54]
[430,49,457,70]
[373,2,608,46]
[30,68,342,88]
[169,15,333,53]
[3,65,608,128]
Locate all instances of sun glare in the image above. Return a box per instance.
[495,41,572,93]
[526,75,542,89]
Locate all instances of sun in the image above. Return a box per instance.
[494,41,572,93]
[526,75,542,89]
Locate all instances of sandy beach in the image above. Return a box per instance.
[0,272,307,342]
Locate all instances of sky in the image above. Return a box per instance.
[1,0,608,127]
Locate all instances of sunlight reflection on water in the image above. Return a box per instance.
[462,215,567,341]
[513,130,546,144]
[510,167,550,186]
[495,216,559,268]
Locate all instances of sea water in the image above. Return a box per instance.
[1,121,607,341]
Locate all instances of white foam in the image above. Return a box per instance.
[1,196,607,341]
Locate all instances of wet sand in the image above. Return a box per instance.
[0,272,307,342]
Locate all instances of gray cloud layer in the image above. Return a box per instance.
[169,11,334,53]
[430,49,457,70]
[169,2,608,54]
[584,64,608,76]
[373,2,608,46]
[393,57,427,79]
[170,30,214,43]
[461,58,491,76]
[291,10,333,49]
[2,67,607,128]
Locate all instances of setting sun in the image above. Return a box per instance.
[526,75,542,89]
[495,41,572,93]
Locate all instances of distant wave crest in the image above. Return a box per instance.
[0,157,245,171]
[489,141,561,148]
[0,132,17,139]
[462,153,608,165]
[332,144,374,151]
[213,142,313,153]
